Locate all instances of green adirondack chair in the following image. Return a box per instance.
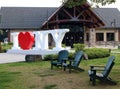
[88,56,117,85]
[51,50,69,70]
[63,51,84,73]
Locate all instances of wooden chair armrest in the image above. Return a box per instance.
[62,58,68,63]
[51,58,57,62]
[91,68,105,71]
[90,65,105,69]
[90,65,105,68]
[62,58,68,61]
[68,59,73,61]
[90,65,105,71]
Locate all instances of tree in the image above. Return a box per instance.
[62,0,116,8]
[90,0,116,7]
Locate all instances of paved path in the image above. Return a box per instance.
[0,53,25,64]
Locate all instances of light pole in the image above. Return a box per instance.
[111,19,116,47]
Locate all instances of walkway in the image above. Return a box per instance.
[0,53,25,64]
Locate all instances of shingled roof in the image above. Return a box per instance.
[0,7,58,29]
[0,7,120,29]
[93,8,120,28]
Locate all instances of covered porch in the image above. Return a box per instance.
[41,3,105,47]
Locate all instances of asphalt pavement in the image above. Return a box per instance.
[0,53,25,64]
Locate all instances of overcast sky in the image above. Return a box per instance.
[0,0,62,7]
[0,0,120,10]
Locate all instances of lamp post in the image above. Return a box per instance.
[111,19,116,47]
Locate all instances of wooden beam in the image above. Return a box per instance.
[48,19,93,24]
[76,6,90,18]
[63,8,73,19]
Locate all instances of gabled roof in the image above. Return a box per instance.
[0,7,57,29]
[42,3,105,29]
[0,7,120,29]
[93,8,120,28]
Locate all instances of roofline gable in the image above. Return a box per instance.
[41,2,105,29]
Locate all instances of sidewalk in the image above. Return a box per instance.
[0,53,25,64]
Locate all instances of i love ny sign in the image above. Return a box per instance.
[11,29,69,50]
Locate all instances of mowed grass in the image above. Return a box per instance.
[0,53,120,89]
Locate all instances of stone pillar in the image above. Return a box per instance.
[115,30,118,41]
[104,32,106,42]
[89,28,96,47]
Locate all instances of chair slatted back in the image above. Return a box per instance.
[58,50,69,63]
[102,56,115,77]
[72,51,84,67]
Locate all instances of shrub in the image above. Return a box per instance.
[73,43,85,52]
[68,52,75,59]
[1,42,13,52]
[44,54,58,61]
[84,48,110,59]
[62,44,66,47]
[44,52,75,60]
[8,42,13,45]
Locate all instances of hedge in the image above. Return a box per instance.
[44,52,75,61]
[83,48,110,59]
[73,43,85,52]
[44,54,58,61]
[44,48,110,60]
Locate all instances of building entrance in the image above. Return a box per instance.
[61,24,84,47]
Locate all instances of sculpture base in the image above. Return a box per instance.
[7,49,60,56]
[25,55,42,62]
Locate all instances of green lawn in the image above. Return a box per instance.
[0,53,120,89]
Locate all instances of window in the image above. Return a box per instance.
[96,33,104,41]
[107,33,114,41]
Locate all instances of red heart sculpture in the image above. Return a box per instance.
[18,32,34,50]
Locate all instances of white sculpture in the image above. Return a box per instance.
[11,29,69,51]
